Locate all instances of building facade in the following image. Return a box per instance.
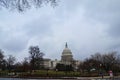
[61,43,73,65]
[43,43,80,70]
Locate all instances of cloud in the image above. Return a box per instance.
[80,0,120,39]
[108,22,120,38]
[0,0,120,61]
[23,16,53,37]
[0,26,28,53]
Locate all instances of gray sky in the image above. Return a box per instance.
[0,0,120,61]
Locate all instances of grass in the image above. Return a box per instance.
[0,70,120,77]
[16,70,81,77]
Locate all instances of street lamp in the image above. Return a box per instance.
[56,69,58,77]
[100,64,103,79]
[46,68,49,77]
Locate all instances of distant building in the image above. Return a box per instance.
[43,58,51,69]
[61,42,73,65]
[43,43,81,70]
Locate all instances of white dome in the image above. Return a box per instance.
[62,49,72,55]
[62,43,72,56]
[61,43,73,63]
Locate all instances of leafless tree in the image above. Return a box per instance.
[101,52,117,71]
[0,0,58,12]
[91,53,103,63]
[0,49,4,62]
[29,46,44,71]
[6,55,16,72]
[0,49,5,70]
[22,57,30,72]
[79,58,101,72]
[79,51,120,74]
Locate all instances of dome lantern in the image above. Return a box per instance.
[65,42,68,48]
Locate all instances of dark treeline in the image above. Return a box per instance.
[78,52,120,75]
[0,45,44,72]
[0,46,120,77]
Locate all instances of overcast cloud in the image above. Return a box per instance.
[0,0,120,61]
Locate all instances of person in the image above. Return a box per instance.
[99,72,104,78]
[109,70,113,79]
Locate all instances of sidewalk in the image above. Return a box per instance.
[77,76,120,80]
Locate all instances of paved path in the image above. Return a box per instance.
[0,76,120,80]
[76,76,120,80]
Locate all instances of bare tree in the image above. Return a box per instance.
[0,49,5,70]
[79,58,101,72]
[22,57,30,72]
[0,49,4,62]
[29,46,44,71]
[14,62,22,72]
[6,55,16,72]
[79,51,120,74]
[102,52,117,72]
[0,0,58,12]
[91,52,103,63]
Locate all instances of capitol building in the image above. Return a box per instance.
[43,43,81,70]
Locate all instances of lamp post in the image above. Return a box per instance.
[56,69,58,77]
[65,61,67,76]
[100,64,104,79]
[46,68,49,77]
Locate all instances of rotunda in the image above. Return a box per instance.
[61,43,73,65]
